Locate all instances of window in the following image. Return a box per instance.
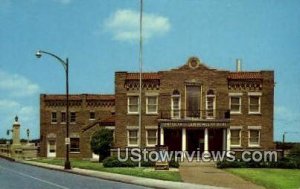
[89,111,95,120]
[172,90,181,119]
[186,86,200,118]
[128,130,138,146]
[206,90,216,118]
[70,112,76,123]
[146,96,158,114]
[61,112,66,123]
[230,96,241,114]
[128,96,139,114]
[248,92,262,114]
[249,130,260,147]
[70,138,80,152]
[249,96,260,113]
[51,112,57,123]
[230,129,241,146]
[146,130,157,146]
[49,140,56,153]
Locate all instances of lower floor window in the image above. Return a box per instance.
[230,129,241,146]
[249,130,260,146]
[49,140,56,153]
[70,138,80,152]
[128,130,138,146]
[146,130,157,146]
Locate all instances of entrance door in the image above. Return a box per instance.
[47,139,56,158]
[164,129,182,151]
[187,129,204,154]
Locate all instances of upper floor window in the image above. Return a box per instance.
[248,92,262,114]
[51,112,57,123]
[61,112,66,123]
[89,111,95,120]
[206,90,216,118]
[128,96,139,114]
[171,90,181,119]
[186,86,200,118]
[146,96,158,114]
[70,112,76,123]
[229,93,242,114]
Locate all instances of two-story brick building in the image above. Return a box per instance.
[40,57,274,158]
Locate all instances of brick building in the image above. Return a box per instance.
[40,57,275,158]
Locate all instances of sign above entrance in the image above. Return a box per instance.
[160,121,229,128]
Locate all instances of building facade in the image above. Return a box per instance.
[40,57,275,158]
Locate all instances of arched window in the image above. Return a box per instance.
[171,90,181,118]
[206,90,216,118]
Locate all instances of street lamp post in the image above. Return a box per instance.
[36,50,71,169]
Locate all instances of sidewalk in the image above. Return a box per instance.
[19,160,228,189]
[179,161,264,189]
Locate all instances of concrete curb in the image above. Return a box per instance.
[0,154,15,162]
[17,160,227,189]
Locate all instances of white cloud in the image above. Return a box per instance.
[0,99,20,110]
[0,69,40,97]
[104,9,171,42]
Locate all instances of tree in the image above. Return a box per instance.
[90,129,113,162]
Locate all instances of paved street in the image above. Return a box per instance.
[0,158,150,189]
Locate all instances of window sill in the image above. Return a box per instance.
[51,122,57,125]
[146,113,158,115]
[89,119,96,121]
[146,144,157,147]
[127,145,139,147]
[230,145,242,148]
[248,145,261,148]
[248,112,262,115]
[230,112,242,115]
[127,113,139,115]
[70,122,76,124]
[70,152,80,154]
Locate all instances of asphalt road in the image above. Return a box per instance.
[0,158,150,189]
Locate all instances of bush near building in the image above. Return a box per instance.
[102,156,179,168]
[90,129,113,162]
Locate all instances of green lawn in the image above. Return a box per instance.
[227,168,300,189]
[30,158,181,182]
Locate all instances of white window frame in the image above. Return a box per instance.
[51,112,57,124]
[248,92,262,114]
[127,128,139,147]
[61,111,66,124]
[229,93,242,114]
[206,92,216,119]
[230,126,242,147]
[248,126,261,147]
[146,96,158,114]
[146,129,157,147]
[127,96,139,114]
[171,94,181,119]
[70,137,80,153]
[70,112,76,123]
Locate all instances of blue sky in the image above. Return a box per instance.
[0,0,299,142]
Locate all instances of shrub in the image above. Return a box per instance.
[169,159,180,168]
[90,129,113,162]
[103,156,137,167]
[217,158,300,169]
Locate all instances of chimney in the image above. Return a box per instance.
[236,59,242,72]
